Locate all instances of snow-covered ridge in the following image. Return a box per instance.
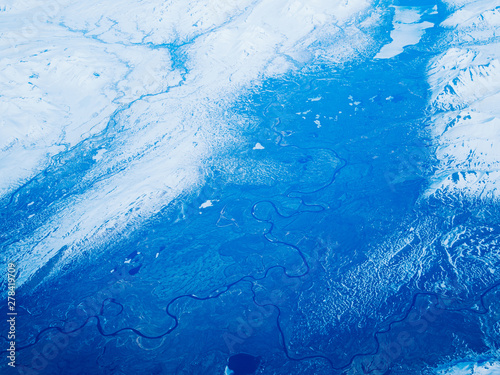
[0,0,377,288]
[426,0,500,199]
[429,50,500,111]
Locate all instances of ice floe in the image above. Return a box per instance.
[374,6,434,59]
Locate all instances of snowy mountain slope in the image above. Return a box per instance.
[426,0,500,199]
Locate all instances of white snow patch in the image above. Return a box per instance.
[374,6,433,59]
[253,142,265,150]
[93,149,106,161]
[308,96,322,102]
[434,359,500,374]
[199,200,213,209]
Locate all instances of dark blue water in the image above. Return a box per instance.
[2,1,500,375]
[227,353,261,375]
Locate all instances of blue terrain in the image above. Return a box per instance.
[1,0,500,374]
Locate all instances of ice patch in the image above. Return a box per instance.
[92,149,106,161]
[308,96,322,102]
[199,200,214,209]
[253,143,265,150]
[434,359,500,374]
[374,6,433,59]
